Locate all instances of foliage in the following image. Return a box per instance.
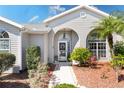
[111,55,124,83]
[92,16,124,56]
[0,53,16,75]
[67,54,71,62]
[26,46,41,70]
[111,55,124,69]
[111,10,124,20]
[28,63,49,88]
[54,83,77,88]
[70,48,92,66]
[113,41,124,56]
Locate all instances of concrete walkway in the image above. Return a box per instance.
[48,62,78,88]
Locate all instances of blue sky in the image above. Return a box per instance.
[0,5,124,24]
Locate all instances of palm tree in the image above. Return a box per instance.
[92,16,124,56]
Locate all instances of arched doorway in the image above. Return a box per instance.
[87,31,107,60]
[54,28,79,62]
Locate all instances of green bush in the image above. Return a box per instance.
[70,48,92,66]
[0,53,16,75]
[113,41,124,56]
[111,54,124,83]
[54,83,77,88]
[26,46,41,70]
[111,55,124,68]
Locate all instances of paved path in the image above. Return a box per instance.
[48,62,78,88]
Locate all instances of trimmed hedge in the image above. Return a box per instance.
[26,46,41,70]
[54,83,77,88]
[0,53,16,75]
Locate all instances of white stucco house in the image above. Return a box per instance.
[0,5,123,73]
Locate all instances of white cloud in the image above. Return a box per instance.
[28,15,39,23]
[49,5,66,17]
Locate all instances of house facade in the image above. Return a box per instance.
[0,5,123,73]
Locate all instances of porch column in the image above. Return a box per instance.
[18,31,22,70]
[44,33,48,64]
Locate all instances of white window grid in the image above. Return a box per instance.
[88,41,106,59]
[0,38,10,52]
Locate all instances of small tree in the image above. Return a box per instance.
[70,48,92,66]
[0,53,16,75]
[26,46,49,87]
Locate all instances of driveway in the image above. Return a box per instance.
[48,62,78,88]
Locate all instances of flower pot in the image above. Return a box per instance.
[72,60,79,65]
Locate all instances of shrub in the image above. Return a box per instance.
[0,53,16,75]
[28,63,49,88]
[54,83,77,88]
[70,48,92,66]
[111,55,124,69]
[26,46,41,70]
[113,41,124,56]
[111,55,124,83]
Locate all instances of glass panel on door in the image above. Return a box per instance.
[58,41,68,61]
[59,43,66,57]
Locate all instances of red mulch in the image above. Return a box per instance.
[0,64,56,88]
[73,62,124,88]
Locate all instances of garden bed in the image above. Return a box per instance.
[0,63,56,88]
[73,62,124,88]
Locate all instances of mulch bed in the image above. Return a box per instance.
[0,63,56,88]
[0,71,30,88]
[73,62,124,88]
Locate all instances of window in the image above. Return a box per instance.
[87,31,106,60]
[0,31,10,53]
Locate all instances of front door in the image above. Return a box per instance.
[58,41,68,61]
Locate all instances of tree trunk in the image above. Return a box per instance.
[115,67,120,83]
[107,34,114,57]
[115,70,119,83]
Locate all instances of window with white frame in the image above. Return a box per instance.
[0,31,10,53]
[87,31,106,60]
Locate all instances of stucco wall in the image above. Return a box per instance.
[46,7,111,62]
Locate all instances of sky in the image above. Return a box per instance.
[0,5,124,24]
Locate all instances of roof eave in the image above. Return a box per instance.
[0,16,24,29]
[43,5,109,23]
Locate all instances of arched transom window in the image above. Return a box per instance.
[0,31,10,53]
